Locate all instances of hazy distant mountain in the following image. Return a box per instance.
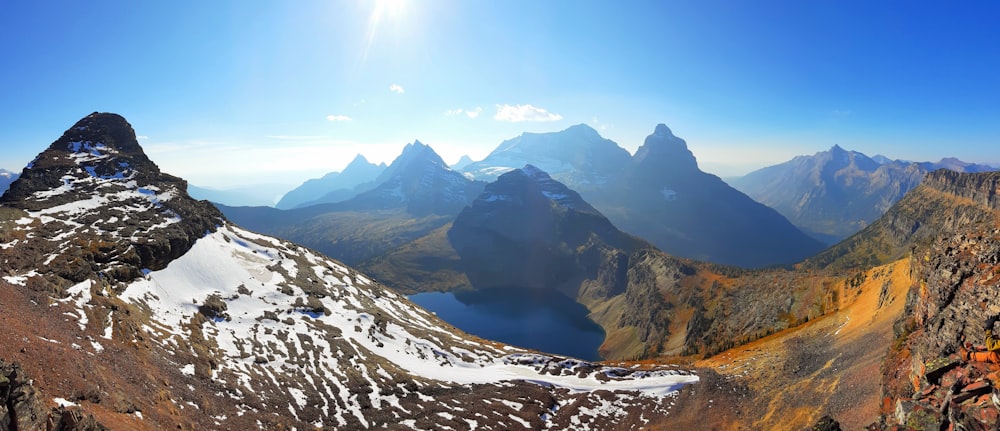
[187,182,293,207]
[219,141,485,265]
[461,123,820,267]
[0,168,19,195]
[450,154,475,170]
[728,146,998,244]
[275,154,386,209]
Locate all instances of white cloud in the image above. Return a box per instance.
[445,107,483,119]
[136,135,150,141]
[326,115,352,122]
[389,84,405,94]
[494,104,563,122]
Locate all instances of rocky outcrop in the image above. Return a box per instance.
[0,360,105,431]
[871,203,1000,427]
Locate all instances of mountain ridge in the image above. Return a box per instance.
[729,145,997,244]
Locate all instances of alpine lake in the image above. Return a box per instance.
[409,287,606,361]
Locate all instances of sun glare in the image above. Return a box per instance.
[362,0,410,63]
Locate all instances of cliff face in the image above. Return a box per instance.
[921,169,1000,210]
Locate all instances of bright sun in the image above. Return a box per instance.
[363,0,410,61]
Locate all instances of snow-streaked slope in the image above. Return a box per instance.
[122,224,696,403]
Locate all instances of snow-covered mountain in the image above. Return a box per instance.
[275,154,386,209]
[0,112,700,429]
[461,124,631,191]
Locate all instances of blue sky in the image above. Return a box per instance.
[2,1,999,187]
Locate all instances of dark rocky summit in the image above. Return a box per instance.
[0,112,224,292]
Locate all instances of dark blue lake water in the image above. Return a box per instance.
[409,287,605,361]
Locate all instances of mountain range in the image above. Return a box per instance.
[219,141,485,266]
[0,112,704,430]
[728,144,997,244]
[266,123,823,268]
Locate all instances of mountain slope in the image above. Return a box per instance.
[0,112,702,429]
[275,154,386,209]
[729,146,997,243]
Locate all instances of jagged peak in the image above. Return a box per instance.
[347,153,371,166]
[653,123,675,137]
[632,123,697,170]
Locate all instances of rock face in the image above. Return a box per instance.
[0,359,105,431]
[275,154,386,209]
[729,146,997,244]
[0,113,703,429]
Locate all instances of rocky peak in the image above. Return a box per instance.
[0,112,223,291]
[631,123,699,177]
[653,123,675,137]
